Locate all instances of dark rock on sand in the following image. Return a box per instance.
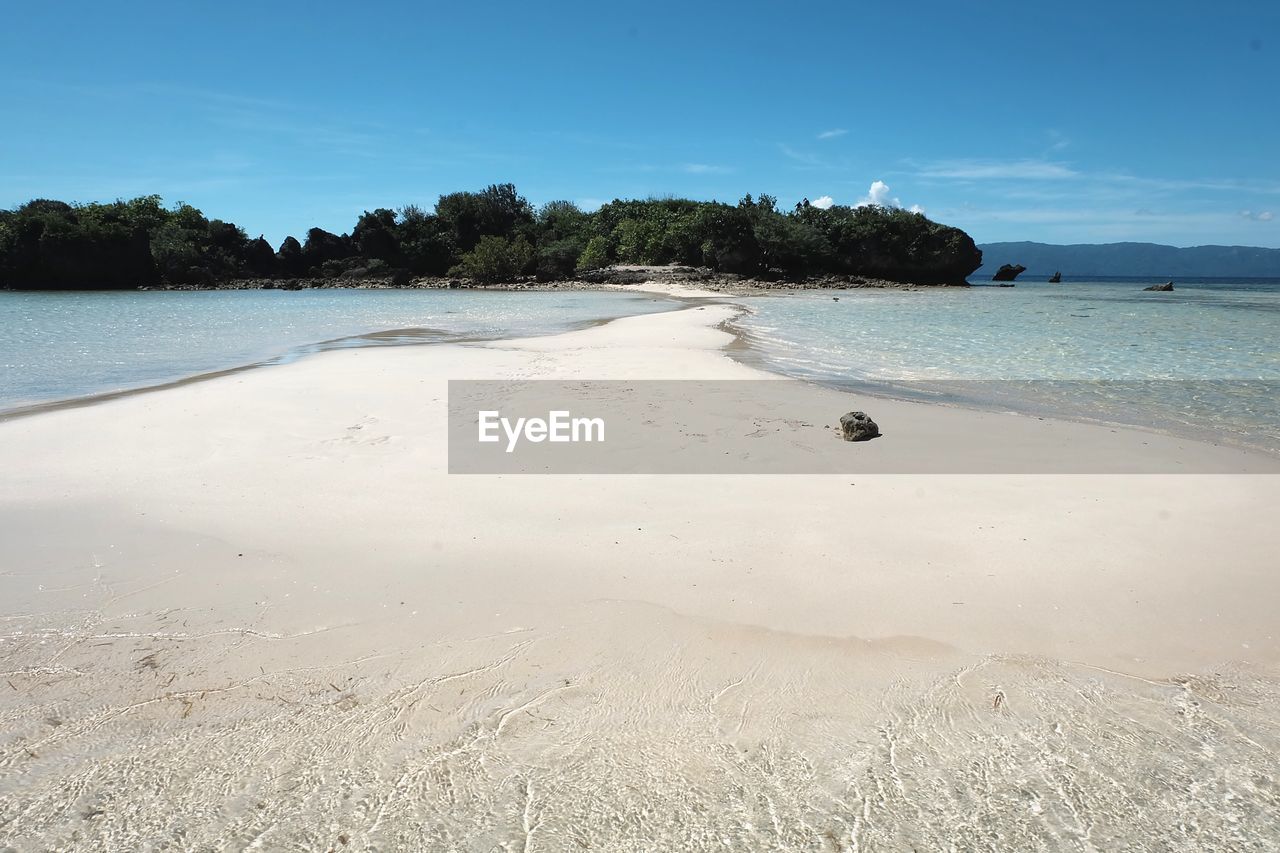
[839,411,880,442]
[992,263,1027,282]
[1143,281,1174,291]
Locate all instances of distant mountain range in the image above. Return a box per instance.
[975,242,1280,278]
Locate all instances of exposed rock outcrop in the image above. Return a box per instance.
[992,263,1027,282]
[1049,271,1062,283]
[575,268,650,285]
[1143,281,1174,291]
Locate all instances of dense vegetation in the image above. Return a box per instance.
[0,186,982,289]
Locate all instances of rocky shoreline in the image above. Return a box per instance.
[140,264,969,295]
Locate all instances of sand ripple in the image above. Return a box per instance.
[2,603,1277,851]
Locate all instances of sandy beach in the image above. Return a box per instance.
[2,293,1279,850]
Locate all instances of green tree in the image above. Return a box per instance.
[613,218,658,264]
[353,208,401,263]
[435,183,534,252]
[301,227,352,270]
[537,200,590,241]
[0,188,983,289]
[396,205,454,274]
[535,237,586,281]
[576,235,611,272]
[449,234,533,284]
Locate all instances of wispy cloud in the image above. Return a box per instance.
[897,150,1280,244]
[207,108,388,159]
[681,163,731,174]
[599,162,733,176]
[816,129,848,140]
[937,205,1250,229]
[779,144,830,169]
[811,195,834,209]
[913,159,1080,181]
[1044,129,1071,154]
[54,80,399,161]
[910,157,1280,197]
[21,78,531,171]
[1104,173,1280,195]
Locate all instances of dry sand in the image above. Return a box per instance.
[2,295,1279,850]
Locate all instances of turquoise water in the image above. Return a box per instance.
[733,279,1280,451]
[4,282,1278,451]
[0,289,675,411]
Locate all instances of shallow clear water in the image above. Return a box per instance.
[733,279,1280,450]
[0,288,675,410]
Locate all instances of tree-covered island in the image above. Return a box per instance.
[0,185,982,289]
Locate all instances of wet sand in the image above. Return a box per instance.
[2,301,1279,850]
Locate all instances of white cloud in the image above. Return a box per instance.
[811,195,834,209]
[816,129,848,140]
[859,180,898,207]
[853,181,924,215]
[1240,210,1275,222]
[857,181,897,207]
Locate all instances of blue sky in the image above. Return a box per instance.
[3,1,1279,247]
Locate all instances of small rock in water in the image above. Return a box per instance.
[1143,281,1174,291]
[992,263,1026,282]
[839,411,880,442]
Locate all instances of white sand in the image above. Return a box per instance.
[2,297,1279,850]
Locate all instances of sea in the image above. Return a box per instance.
[0,288,676,412]
[2,279,1278,451]
[732,277,1280,453]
